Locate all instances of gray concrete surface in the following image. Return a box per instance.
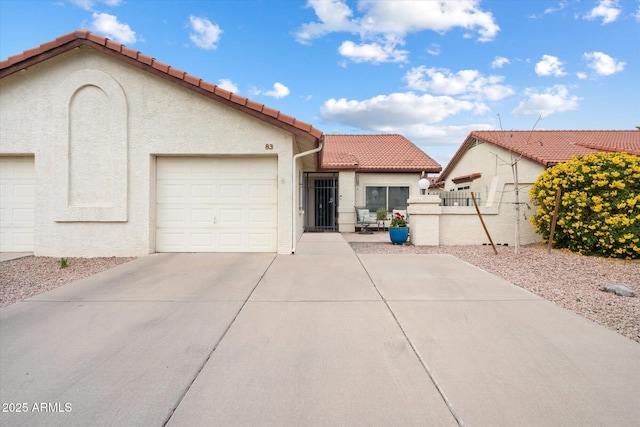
[360,254,640,426]
[1,234,639,426]
[0,253,32,262]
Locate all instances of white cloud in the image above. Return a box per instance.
[577,72,588,80]
[189,16,222,50]
[92,12,136,44]
[217,79,238,93]
[357,0,499,41]
[262,82,290,99]
[320,92,478,129]
[397,124,496,150]
[296,0,499,64]
[544,1,568,15]
[528,0,568,18]
[583,51,625,75]
[426,43,441,56]
[512,85,581,117]
[295,0,358,44]
[338,40,408,63]
[69,0,121,11]
[404,66,514,101]
[584,0,621,24]
[491,56,510,69]
[535,55,566,76]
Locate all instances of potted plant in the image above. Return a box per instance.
[376,207,389,231]
[376,207,388,220]
[389,211,408,244]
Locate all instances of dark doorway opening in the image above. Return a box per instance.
[304,172,338,232]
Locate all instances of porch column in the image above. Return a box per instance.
[338,171,356,232]
[407,194,442,246]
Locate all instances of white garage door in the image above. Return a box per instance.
[156,157,278,252]
[0,157,35,252]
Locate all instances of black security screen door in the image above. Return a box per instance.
[304,173,338,232]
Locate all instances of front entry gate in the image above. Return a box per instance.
[304,172,338,232]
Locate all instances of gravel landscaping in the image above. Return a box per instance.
[0,256,135,308]
[2,244,638,344]
[350,242,639,344]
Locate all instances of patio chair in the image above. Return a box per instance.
[355,207,376,234]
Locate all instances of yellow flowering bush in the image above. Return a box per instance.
[529,152,640,259]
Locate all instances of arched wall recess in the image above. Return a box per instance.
[54,69,128,222]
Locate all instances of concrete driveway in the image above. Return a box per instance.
[1,234,638,426]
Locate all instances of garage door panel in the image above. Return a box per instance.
[157,183,185,201]
[188,159,219,178]
[247,232,276,252]
[219,208,242,226]
[156,157,277,253]
[0,157,35,252]
[157,207,187,226]
[190,184,215,199]
[158,207,216,228]
[249,184,277,202]
[12,231,35,247]
[219,232,242,250]
[12,208,34,226]
[190,232,215,249]
[156,230,217,252]
[190,208,215,225]
[248,208,277,226]
[219,184,244,201]
[157,157,219,178]
[248,158,277,179]
[13,183,34,198]
[155,231,186,249]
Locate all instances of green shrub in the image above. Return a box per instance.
[529,152,640,259]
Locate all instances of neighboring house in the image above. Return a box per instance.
[317,134,441,232]
[0,30,322,256]
[431,130,640,245]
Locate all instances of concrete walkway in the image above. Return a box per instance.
[1,234,638,426]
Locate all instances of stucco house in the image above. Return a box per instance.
[0,30,323,256]
[316,134,441,233]
[431,130,640,245]
[1,30,445,256]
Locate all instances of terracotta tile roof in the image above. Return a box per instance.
[452,172,482,184]
[0,30,322,143]
[439,130,640,181]
[321,134,441,172]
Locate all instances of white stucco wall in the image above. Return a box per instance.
[356,172,423,206]
[0,47,305,256]
[338,171,356,232]
[337,171,426,232]
[430,141,546,246]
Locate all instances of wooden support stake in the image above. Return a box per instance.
[548,188,562,253]
[471,192,498,255]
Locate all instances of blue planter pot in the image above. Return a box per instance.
[389,227,409,244]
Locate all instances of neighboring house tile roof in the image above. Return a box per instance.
[321,134,442,173]
[0,30,322,143]
[452,172,482,184]
[439,130,640,181]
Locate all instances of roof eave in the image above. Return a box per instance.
[354,167,442,173]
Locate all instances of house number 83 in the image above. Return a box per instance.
[265,144,274,150]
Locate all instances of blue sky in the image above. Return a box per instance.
[1,0,638,167]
